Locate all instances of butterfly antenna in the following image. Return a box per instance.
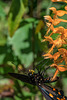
[33,59,46,70]
[44,66,50,71]
[41,59,49,69]
[33,59,50,74]
[41,66,50,76]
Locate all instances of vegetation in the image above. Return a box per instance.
[0,0,67,100]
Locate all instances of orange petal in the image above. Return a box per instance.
[51,0,67,3]
[53,52,60,60]
[44,36,54,44]
[53,19,67,26]
[65,6,67,11]
[52,69,59,81]
[58,48,67,55]
[48,45,55,53]
[58,66,67,71]
[65,59,67,65]
[44,16,52,22]
[50,64,57,68]
[59,19,67,22]
[43,53,53,59]
[57,10,67,16]
[49,7,56,13]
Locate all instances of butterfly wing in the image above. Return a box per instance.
[8,73,35,85]
[36,83,56,100]
[38,85,53,100]
[36,82,67,100]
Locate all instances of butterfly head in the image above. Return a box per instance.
[28,70,35,76]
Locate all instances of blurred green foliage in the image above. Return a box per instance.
[0,0,67,100]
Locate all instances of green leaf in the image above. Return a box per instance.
[8,24,33,67]
[0,45,15,67]
[14,96,22,100]
[0,36,6,46]
[0,5,6,17]
[22,0,28,7]
[22,90,34,97]
[51,33,60,40]
[8,0,25,37]
[0,54,5,64]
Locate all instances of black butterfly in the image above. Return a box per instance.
[8,59,67,100]
[8,69,66,100]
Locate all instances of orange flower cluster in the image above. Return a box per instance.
[51,0,67,3]
[43,2,67,80]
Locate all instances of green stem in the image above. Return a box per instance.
[30,0,34,17]
[32,22,35,69]
[46,1,53,15]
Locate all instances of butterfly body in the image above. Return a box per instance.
[9,70,59,85]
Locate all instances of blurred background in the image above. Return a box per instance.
[0,0,67,100]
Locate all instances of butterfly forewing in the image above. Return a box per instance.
[9,73,35,85]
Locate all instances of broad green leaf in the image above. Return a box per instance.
[8,0,25,37]
[8,24,33,67]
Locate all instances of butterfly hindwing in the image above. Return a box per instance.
[36,82,66,100]
[35,80,56,100]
